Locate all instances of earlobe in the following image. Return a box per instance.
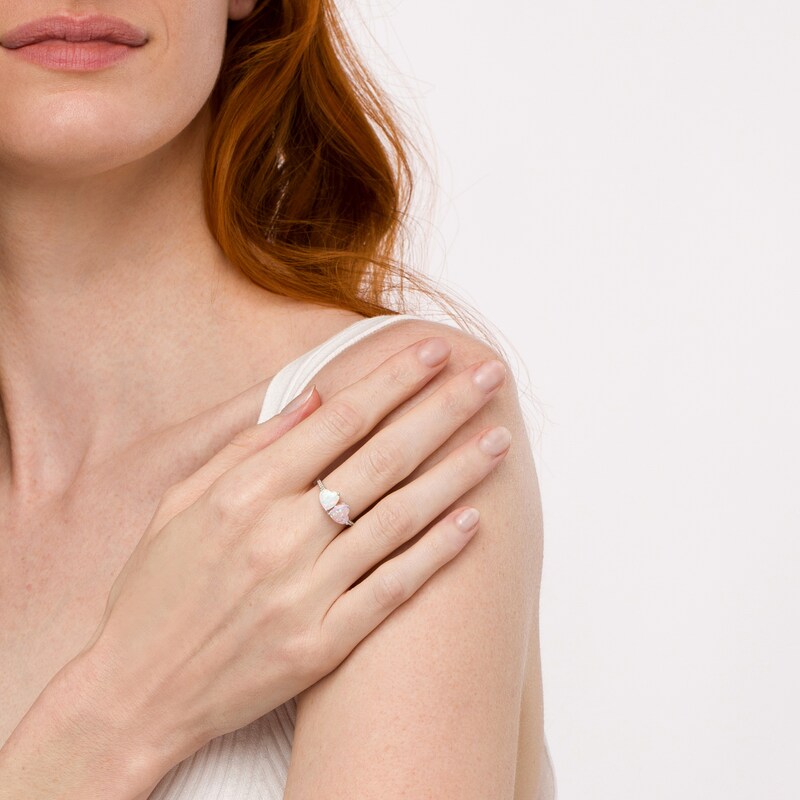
[228,0,258,22]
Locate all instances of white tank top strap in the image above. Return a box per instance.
[256,313,428,425]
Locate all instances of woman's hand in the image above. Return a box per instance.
[75,334,511,779]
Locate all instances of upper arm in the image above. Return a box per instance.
[282,319,544,799]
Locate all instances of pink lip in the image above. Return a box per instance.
[0,13,147,70]
[7,40,140,71]
[1,14,147,48]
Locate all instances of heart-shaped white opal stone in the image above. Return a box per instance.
[329,504,351,525]
[319,488,339,511]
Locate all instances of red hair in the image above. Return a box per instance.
[206,1,464,313]
[203,0,538,429]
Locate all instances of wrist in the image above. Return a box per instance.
[0,648,169,799]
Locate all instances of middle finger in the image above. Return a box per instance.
[306,357,507,536]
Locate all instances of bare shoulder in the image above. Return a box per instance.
[285,313,544,796]
[272,303,370,362]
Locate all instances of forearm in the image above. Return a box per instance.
[0,650,169,800]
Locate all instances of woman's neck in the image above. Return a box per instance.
[0,107,291,505]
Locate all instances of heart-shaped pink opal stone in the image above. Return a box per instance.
[328,504,351,525]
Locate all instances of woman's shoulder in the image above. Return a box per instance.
[309,310,509,402]
[304,309,518,447]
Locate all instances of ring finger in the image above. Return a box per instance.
[308,357,507,537]
[313,421,511,603]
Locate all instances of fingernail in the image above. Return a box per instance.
[472,359,506,392]
[455,507,480,533]
[418,337,451,367]
[280,384,316,415]
[478,425,512,456]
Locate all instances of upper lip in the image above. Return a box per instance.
[0,13,148,49]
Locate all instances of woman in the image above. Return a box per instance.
[0,1,554,798]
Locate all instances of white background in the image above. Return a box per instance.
[342,1,800,798]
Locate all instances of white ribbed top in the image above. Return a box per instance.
[148,313,557,799]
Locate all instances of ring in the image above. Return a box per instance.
[316,479,356,527]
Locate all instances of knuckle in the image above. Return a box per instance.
[440,389,464,418]
[243,538,274,575]
[206,476,261,525]
[361,439,403,483]
[159,482,184,507]
[244,533,295,578]
[373,570,407,608]
[319,399,362,442]
[383,359,416,391]
[156,482,188,518]
[228,424,264,452]
[374,501,413,545]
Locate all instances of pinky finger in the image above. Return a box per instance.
[319,506,480,658]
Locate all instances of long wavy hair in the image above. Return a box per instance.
[202,0,540,433]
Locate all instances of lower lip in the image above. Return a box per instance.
[5,40,140,71]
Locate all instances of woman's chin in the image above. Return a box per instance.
[0,121,185,183]
[0,91,211,182]
[0,141,140,182]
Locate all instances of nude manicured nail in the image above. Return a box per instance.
[418,337,451,367]
[455,507,480,532]
[473,359,506,392]
[280,384,316,415]
[478,425,512,456]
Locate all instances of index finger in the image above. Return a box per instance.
[223,336,453,495]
